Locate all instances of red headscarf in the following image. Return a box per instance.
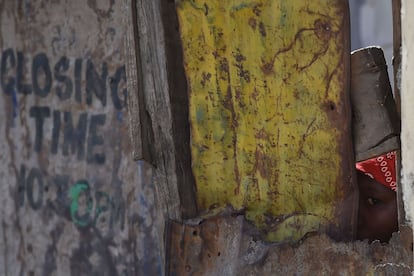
[356,151,397,191]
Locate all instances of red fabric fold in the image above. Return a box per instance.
[356,151,397,191]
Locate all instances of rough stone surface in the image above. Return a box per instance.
[168,215,413,275]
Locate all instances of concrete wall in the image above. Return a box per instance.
[401,0,414,228]
[0,1,162,275]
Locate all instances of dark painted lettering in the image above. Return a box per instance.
[62,111,88,160]
[87,114,106,164]
[110,65,127,110]
[1,48,16,95]
[110,197,125,231]
[17,51,32,95]
[17,164,26,207]
[74,58,82,103]
[51,110,61,154]
[32,53,52,97]
[15,163,127,233]
[2,49,127,107]
[29,106,51,152]
[54,56,72,100]
[86,60,107,107]
[94,191,111,224]
[26,167,44,210]
[53,174,70,211]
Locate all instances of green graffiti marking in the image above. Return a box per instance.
[69,181,93,227]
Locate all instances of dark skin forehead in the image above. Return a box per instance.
[356,170,398,242]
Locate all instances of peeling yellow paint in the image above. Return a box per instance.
[177,0,355,242]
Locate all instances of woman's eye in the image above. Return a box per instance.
[367,197,380,206]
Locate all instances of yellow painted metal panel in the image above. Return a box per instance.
[177,0,356,242]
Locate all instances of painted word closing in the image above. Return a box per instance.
[1,49,128,164]
[0,48,127,110]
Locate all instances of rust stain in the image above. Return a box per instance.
[248,18,257,30]
[219,58,229,74]
[204,3,209,16]
[261,62,274,75]
[260,17,336,79]
[234,52,246,63]
[253,4,263,16]
[253,148,268,179]
[233,50,250,83]
[258,22,266,37]
[226,86,241,196]
[200,71,212,87]
[314,19,333,41]
[212,50,219,59]
[324,46,344,99]
[297,42,329,72]
[235,88,246,108]
[167,215,242,275]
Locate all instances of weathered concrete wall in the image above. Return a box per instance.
[401,0,414,228]
[0,1,162,275]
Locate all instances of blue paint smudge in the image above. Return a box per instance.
[137,160,144,178]
[117,111,123,122]
[139,195,148,208]
[12,88,18,118]
[196,108,204,123]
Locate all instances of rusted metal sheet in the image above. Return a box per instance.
[0,1,163,275]
[167,214,243,275]
[167,216,413,275]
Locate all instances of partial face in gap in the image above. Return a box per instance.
[356,170,398,242]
